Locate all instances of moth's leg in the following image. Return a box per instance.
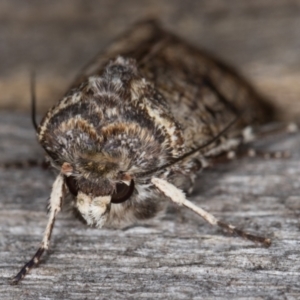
[239,122,298,156]
[244,148,290,159]
[1,159,49,170]
[208,147,291,166]
[10,174,65,285]
[206,122,298,165]
[240,122,297,159]
[152,177,271,247]
[249,122,298,141]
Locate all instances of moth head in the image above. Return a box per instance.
[57,129,138,220]
[61,157,133,196]
[59,157,135,227]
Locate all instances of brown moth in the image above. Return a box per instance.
[12,20,276,284]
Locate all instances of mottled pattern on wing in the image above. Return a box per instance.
[71,20,274,153]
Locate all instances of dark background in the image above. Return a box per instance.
[1,0,300,119]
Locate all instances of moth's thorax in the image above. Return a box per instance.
[37,57,185,184]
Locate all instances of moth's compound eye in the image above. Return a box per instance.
[111,180,135,204]
[65,176,79,196]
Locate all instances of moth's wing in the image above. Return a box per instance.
[69,20,275,151]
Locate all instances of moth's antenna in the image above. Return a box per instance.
[30,70,38,132]
[137,116,240,178]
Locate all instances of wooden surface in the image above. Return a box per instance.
[1,1,300,299]
[1,0,300,120]
[1,115,300,299]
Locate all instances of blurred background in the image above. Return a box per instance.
[1,0,300,120]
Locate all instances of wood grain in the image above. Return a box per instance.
[1,113,300,299]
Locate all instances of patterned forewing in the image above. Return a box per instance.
[70,20,274,154]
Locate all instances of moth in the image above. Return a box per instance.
[12,20,277,284]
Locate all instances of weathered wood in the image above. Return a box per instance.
[1,113,300,299]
